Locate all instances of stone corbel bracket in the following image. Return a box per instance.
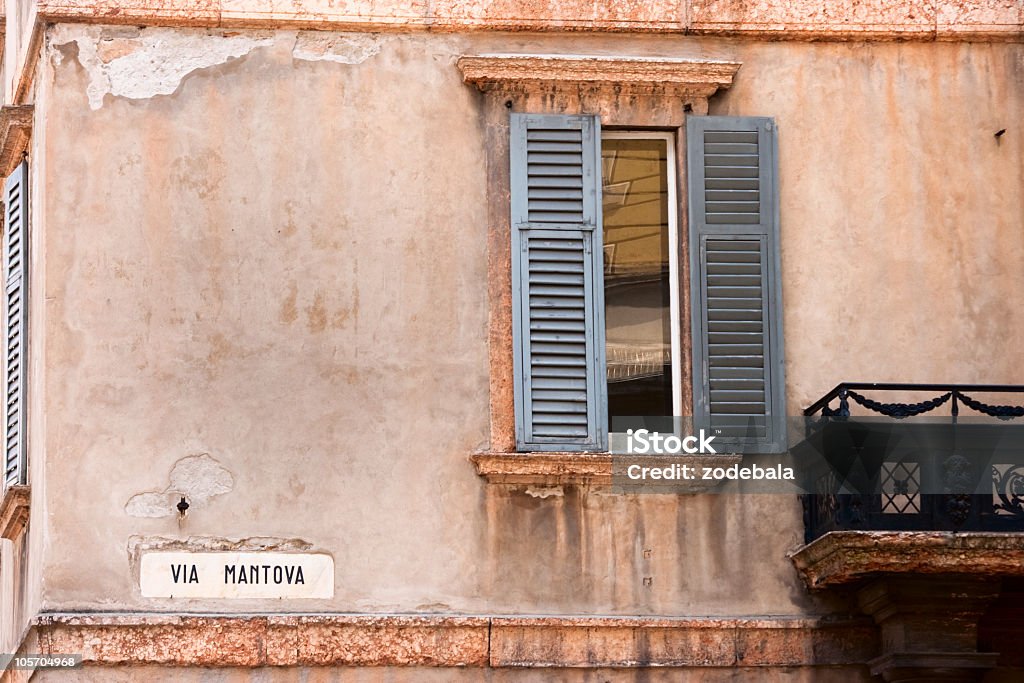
[457,54,741,113]
[0,105,33,179]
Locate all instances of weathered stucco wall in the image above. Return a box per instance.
[714,40,1024,413]
[34,26,1024,619]
[720,41,1024,411]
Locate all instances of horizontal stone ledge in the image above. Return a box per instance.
[32,612,877,668]
[790,531,1024,588]
[490,615,878,667]
[35,613,491,667]
[31,1,1024,41]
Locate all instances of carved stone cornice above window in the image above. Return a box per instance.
[0,105,33,179]
[456,54,741,112]
[0,485,30,540]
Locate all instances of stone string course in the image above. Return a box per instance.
[33,0,1024,40]
[25,613,878,669]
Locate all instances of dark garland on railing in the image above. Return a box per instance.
[956,392,1024,419]
[846,390,951,418]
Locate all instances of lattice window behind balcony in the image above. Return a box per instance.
[881,461,920,514]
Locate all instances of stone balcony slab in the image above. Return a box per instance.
[790,531,1024,589]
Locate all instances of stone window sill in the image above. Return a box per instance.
[470,451,741,488]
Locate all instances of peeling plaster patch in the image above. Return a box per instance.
[292,31,382,65]
[167,453,233,501]
[524,485,564,499]
[128,535,315,556]
[124,492,176,519]
[125,454,234,518]
[49,25,274,110]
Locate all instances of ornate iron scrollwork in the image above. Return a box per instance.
[993,465,1024,516]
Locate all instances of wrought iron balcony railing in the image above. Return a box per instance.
[801,383,1024,543]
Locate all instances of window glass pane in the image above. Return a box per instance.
[602,138,672,424]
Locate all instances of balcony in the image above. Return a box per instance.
[792,384,1024,682]
[799,383,1024,544]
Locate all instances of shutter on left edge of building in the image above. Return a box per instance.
[4,160,28,489]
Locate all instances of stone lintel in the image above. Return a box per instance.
[0,106,33,179]
[457,54,742,99]
[28,613,878,668]
[0,485,30,540]
[789,531,1024,589]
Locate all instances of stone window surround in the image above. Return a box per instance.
[456,54,742,485]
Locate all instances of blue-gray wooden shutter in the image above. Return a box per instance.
[687,117,786,453]
[3,161,27,488]
[510,114,607,451]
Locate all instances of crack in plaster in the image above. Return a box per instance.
[48,26,384,110]
[125,453,234,518]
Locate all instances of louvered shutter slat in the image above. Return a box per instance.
[688,118,786,453]
[511,114,606,451]
[4,161,28,488]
